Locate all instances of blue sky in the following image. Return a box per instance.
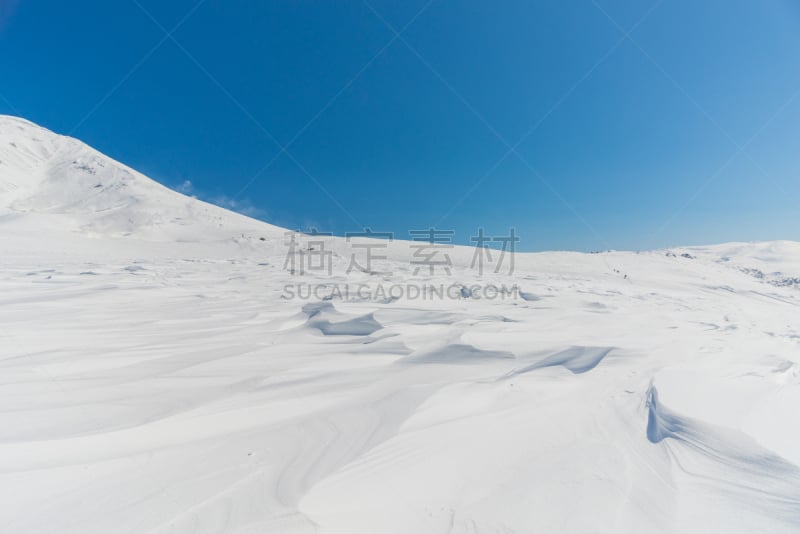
[1,0,798,251]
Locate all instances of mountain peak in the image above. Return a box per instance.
[0,116,279,243]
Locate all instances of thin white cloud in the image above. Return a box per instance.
[175,180,195,196]
[210,195,267,219]
[171,180,267,219]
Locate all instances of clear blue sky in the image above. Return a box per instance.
[1,0,798,251]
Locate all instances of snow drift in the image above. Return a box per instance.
[1,115,799,534]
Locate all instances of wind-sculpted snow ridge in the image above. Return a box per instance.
[1,116,800,533]
[647,385,800,531]
[503,345,614,376]
[403,342,516,364]
[302,301,384,336]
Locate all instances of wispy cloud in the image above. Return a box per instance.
[171,180,267,220]
[210,194,267,219]
[175,179,195,196]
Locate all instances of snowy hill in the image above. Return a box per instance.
[1,116,800,534]
[0,115,282,245]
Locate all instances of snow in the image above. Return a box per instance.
[1,114,799,533]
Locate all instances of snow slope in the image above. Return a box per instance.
[0,116,284,257]
[1,115,799,533]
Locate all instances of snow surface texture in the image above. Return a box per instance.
[1,115,799,533]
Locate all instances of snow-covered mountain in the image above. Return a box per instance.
[0,115,282,246]
[1,115,799,534]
